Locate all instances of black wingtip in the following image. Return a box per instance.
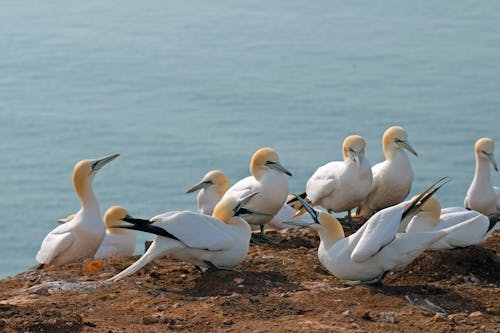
[402,177,451,220]
[119,223,182,241]
[122,216,152,224]
[487,212,500,232]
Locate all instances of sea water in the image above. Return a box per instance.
[0,1,499,278]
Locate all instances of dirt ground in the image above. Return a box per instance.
[0,229,498,333]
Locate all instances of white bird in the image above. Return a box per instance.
[306,135,372,220]
[357,126,418,216]
[108,192,264,281]
[464,137,500,215]
[406,195,499,250]
[220,147,292,243]
[36,154,119,266]
[94,206,136,258]
[286,180,472,284]
[185,169,230,215]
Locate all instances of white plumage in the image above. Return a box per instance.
[464,137,500,215]
[406,196,498,250]
[287,189,472,283]
[219,147,292,242]
[94,206,136,258]
[36,154,119,266]
[306,135,372,216]
[108,192,259,281]
[358,126,417,216]
[185,169,230,215]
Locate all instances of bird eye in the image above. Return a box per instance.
[91,161,99,170]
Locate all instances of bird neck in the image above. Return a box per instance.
[216,183,230,196]
[74,176,100,215]
[473,154,491,186]
[317,217,345,249]
[107,227,135,236]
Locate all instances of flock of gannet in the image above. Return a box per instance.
[34,129,499,284]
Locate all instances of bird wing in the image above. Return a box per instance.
[494,186,500,210]
[306,162,342,204]
[350,202,406,263]
[224,176,257,199]
[36,228,75,264]
[154,211,236,251]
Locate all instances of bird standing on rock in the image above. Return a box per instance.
[285,178,473,284]
[357,126,417,216]
[464,137,500,216]
[305,135,372,222]
[218,147,292,243]
[108,192,265,281]
[36,154,120,266]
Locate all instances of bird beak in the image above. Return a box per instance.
[91,153,120,172]
[113,215,152,228]
[485,152,498,172]
[294,195,320,223]
[349,149,361,168]
[266,161,293,176]
[233,192,272,217]
[185,181,211,194]
[396,140,418,157]
[283,220,316,228]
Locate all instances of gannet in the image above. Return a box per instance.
[464,138,500,215]
[108,192,263,281]
[94,206,136,258]
[406,196,499,250]
[357,126,417,216]
[36,154,119,266]
[266,195,306,230]
[219,147,292,243]
[285,180,471,284]
[305,135,372,220]
[185,169,230,215]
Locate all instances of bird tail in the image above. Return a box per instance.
[108,240,165,281]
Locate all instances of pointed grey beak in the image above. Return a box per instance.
[397,140,418,157]
[349,149,361,168]
[186,180,212,194]
[266,161,292,176]
[91,153,120,172]
[485,152,498,172]
[294,195,320,224]
[283,220,316,228]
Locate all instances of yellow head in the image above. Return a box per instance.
[72,154,119,201]
[411,195,441,225]
[103,206,129,228]
[212,192,262,224]
[204,170,230,194]
[342,135,366,167]
[250,147,292,179]
[475,138,498,171]
[382,126,417,158]
[316,211,345,243]
[186,169,230,195]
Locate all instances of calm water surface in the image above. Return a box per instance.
[1,1,499,278]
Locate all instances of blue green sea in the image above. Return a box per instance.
[1,1,499,278]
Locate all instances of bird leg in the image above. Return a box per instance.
[250,225,283,244]
[204,261,241,273]
[345,270,390,286]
